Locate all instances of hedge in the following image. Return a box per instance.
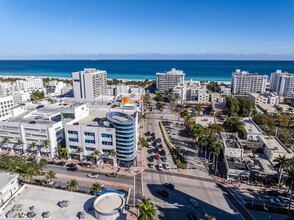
[158,122,187,169]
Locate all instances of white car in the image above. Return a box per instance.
[158,163,163,171]
[147,142,152,148]
[87,173,99,178]
[164,163,170,170]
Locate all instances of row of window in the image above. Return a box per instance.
[68,131,112,138]
[85,139,95,144]
[102,141,113,146]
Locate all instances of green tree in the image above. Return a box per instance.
[60,147,69,159]
[195,104,202,116]
[180,109,189,118]
[91,149,101,164]
[138,137,147,148]
[207,81,220,93]
[1,137,9,151]
[284,168,294,212]
[75,146,84,161]
[28,142,37,156]
[41,139,50,149]
[156,92,164,102]
[90,182,102,195]
[15,139,24,155]
[192,124,204,141]
[200,213,216,220]
[24,167,37,183]
[107,149,118,166]
[137,197,156,220]
[223,116,245,138]
[274,105,284,114]
[207,124,223,135]
[45,170,57,182]
[274,155,290,191]
[66,179,79,192]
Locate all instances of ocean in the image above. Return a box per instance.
[0,60,294,81]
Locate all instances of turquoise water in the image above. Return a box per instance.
[0,60,294,81]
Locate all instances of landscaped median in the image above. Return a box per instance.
[158,121,187,169]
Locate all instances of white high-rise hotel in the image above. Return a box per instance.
[156,68,185,92]
[269,70,294,97]
[73,68,107,101]
[231,69,268,94]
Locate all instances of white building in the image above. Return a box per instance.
[219,84,231,96]
[0,95,14,121]
[231,69,268,94]
[0,173,19,207]
[0,107,63,158]
[258,135,293,162]
[46,81,66,96]
[156,68,185,92]
[73,68,107,101]
[211,93,225,103]
[248,93,268,105]
[14,77,43,91]
[243,117,266,141]
[64,107,138,167]
[172,85,186,102]
[269,70,294,97]
[11,91,31,104]
[221,132,244,159]
[197,90,210,103]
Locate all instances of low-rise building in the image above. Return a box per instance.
[11,91,31,104]
[0,95,14,121]
[221,132,244,158]
[46,81,66,96]
[248,93,268,105]
[211,93,225,103]
[0,173,19,208]
[197,90,210,103]
[243,117,266,141]
[257,135,293,162]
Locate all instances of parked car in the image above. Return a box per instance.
[275,198,287,207]
[164,183,175,190]
[161,156,167,162]
[270,198,278,206]
[159,149,166,156]
[66,163,76,168]
[187,213,197,220]
[157,189,169,198]
[164,163,170,170]
[55,161,66,166]
[159,144,163,149]
[189,199,200,208]
[154,147,159,153]
[147,149,153,154]
[151,133,155,136]
[157,138,162,143]
[158,163,163,171]
[278,197,289,205]
[105,172,118,178]
[147,142,152,148]
[155,154,160,160]
[149,162,154,168]
[148,156,154,162]
[29,121,36,124]
[87,173,99,178]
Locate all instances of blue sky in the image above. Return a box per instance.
[0,0,294,59]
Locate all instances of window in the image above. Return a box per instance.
[102,141,113,146]
[86,147,95,151]
[69,145,77,149]
[69,138,78,142]
[84,132,95,136]
[101,133,112,138]
[85,139,95,144]
[68,130,78,135]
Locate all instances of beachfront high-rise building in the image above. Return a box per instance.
[156,68,185,92]
[231,69,268,94]
[72,68,107,101]
[269,70,294,97]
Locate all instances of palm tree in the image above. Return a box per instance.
[284,168,294,212]
[200,213,216,220]
[90,182,102,195]
[180,109,189,118]
[59,147,69,159]
[24,167,37,183]
[137,197,156,220]
[193,124,204,141]
[45,170,57,182]
[15,139,24,155]
[66,179,79,192]
[196,104,202,116]
[274,155,290,191]
[91,149,101,164]
[40,139,50,156]
[75,146,84,161]
[1,137,9,152]
[107,149,118,167]
[138,137,147,148]
[28,142,37,156]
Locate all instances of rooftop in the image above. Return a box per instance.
[258,135,292,154]
[0,184,96,220]
[226,157,248,171]
[156,68,185,76]
[195,116,215,127]
[243,117,265,135]
[221,132,242,149]
[94,193,124,214]
[0,173,18,191]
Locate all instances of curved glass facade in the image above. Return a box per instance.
[107,112,136,167]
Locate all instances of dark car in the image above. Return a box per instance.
[164,183,175,190]
[159,144,163,149]
[66,163,76,168]
[146,131,150,136]
[154,147,159,153]
[47,161,55,164]
[67,167,78,171]
[153,141,157,147]
[159,149,166,156]
[151,133,155,136]
[157,189,169,198]
[148,156,154,162]
[29,121,36,124]
[187,213,197,220]
[157,138,162,143]
[161,156,167,162]
[147,149,153,154]
[36,105,44,109]
[105,172,118,178]
[55,161,66,166]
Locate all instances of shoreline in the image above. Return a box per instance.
[0,74,232,84]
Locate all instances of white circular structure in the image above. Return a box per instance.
[93,193,126,220]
